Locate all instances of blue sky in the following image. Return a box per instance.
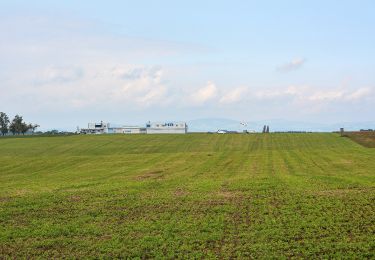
[1,1,374,130]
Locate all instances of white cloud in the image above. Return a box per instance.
[284,85,308,96]
[190,81,218,104]
[136,85,168,106]
[85,65,169,108]
[345,87,373,101]
[250,86,374,104]
[2,63,170,110]
[220,87,248,104]
[308,90,344,101]
[36,67,84,84]
[114,67,169,107]
[277,58,306,72]
[255,89,284,99]
[0,13,214,114]
[307,87,374,102]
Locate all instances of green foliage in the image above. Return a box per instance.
[6,115,38,135]
[9,115,23,135]
[0,133,374,258]
[0,112,10,136]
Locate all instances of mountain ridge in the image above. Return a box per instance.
[187,118,375,132]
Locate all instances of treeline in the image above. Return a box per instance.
[0,112,39,136]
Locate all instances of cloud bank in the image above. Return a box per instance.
[190,81,218,104]
[277,58,306,72]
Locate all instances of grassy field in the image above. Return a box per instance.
[0,133,374,258]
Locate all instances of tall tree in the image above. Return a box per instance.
[9,115,38,135]
[10,115,24,135]
[9,121,17,135]
[20,122,30,135]
[0,112,10,136]
[29,124,40,134]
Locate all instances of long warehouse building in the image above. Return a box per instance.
[80,121,187,134]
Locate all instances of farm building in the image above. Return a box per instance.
[145,121,187,134]
[80,121,187,134]
[80,122,110,134]
[105,125,147,134]
[80,122,146,134]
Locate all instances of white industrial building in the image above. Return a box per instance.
[80,122,110,134]
[80,121,187,134]
[145,122,187,134]
[113,126,146,134]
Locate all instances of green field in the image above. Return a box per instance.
[0,133,374,258]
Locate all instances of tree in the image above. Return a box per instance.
[9,115,25,135]
[9,121,16,135]
[20,122,30,135]
[9,115,20,135]
[7,114,38,135]
[0,112,10,136]
[29,124,40,134]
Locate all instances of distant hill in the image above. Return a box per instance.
[188,118,375,132]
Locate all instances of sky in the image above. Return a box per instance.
[1,0,374,130]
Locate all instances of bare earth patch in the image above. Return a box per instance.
[344,131,375,148]
[135,170,164,180]
[217,190,237,199]
[173,188,189,197]
[69,195,82,202]
[314,187,375,197]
